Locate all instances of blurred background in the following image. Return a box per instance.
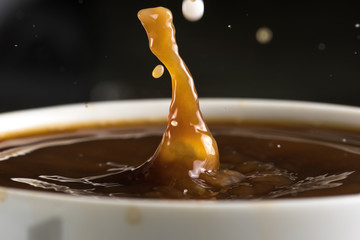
[0,1,360,112]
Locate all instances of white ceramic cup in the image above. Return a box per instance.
[0,98,360,240]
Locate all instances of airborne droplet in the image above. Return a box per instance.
[182,0,204,22]
[256,27,273,44]
[152,64,165,79]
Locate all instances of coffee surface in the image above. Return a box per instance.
[0,122,358,200]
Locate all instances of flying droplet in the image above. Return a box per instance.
[355,23,360,28]
[318,43,326,51]
[182,0,204,22]
[152,64,165,79]
[256,27,273,44]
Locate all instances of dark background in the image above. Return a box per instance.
[0,0,360,112]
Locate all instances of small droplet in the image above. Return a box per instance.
[182,0,204,22]
[183,189,188,194]
[171,120,178,127]
[355,23,360,28]
[256,27,273,44]
[342,138,347,143]
[14,44,18,48]
[329,73,333,78]
[152,64,165,79]
[32,24,36,28]
[318,43,326,51]
[276,144,281,148]
[355,51,358,55]
[227,24,232,29]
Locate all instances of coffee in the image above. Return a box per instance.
[0,121,358,200]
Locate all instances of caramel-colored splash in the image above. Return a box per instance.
[137,7,219,184]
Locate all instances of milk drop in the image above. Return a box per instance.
[182,0,204,22]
